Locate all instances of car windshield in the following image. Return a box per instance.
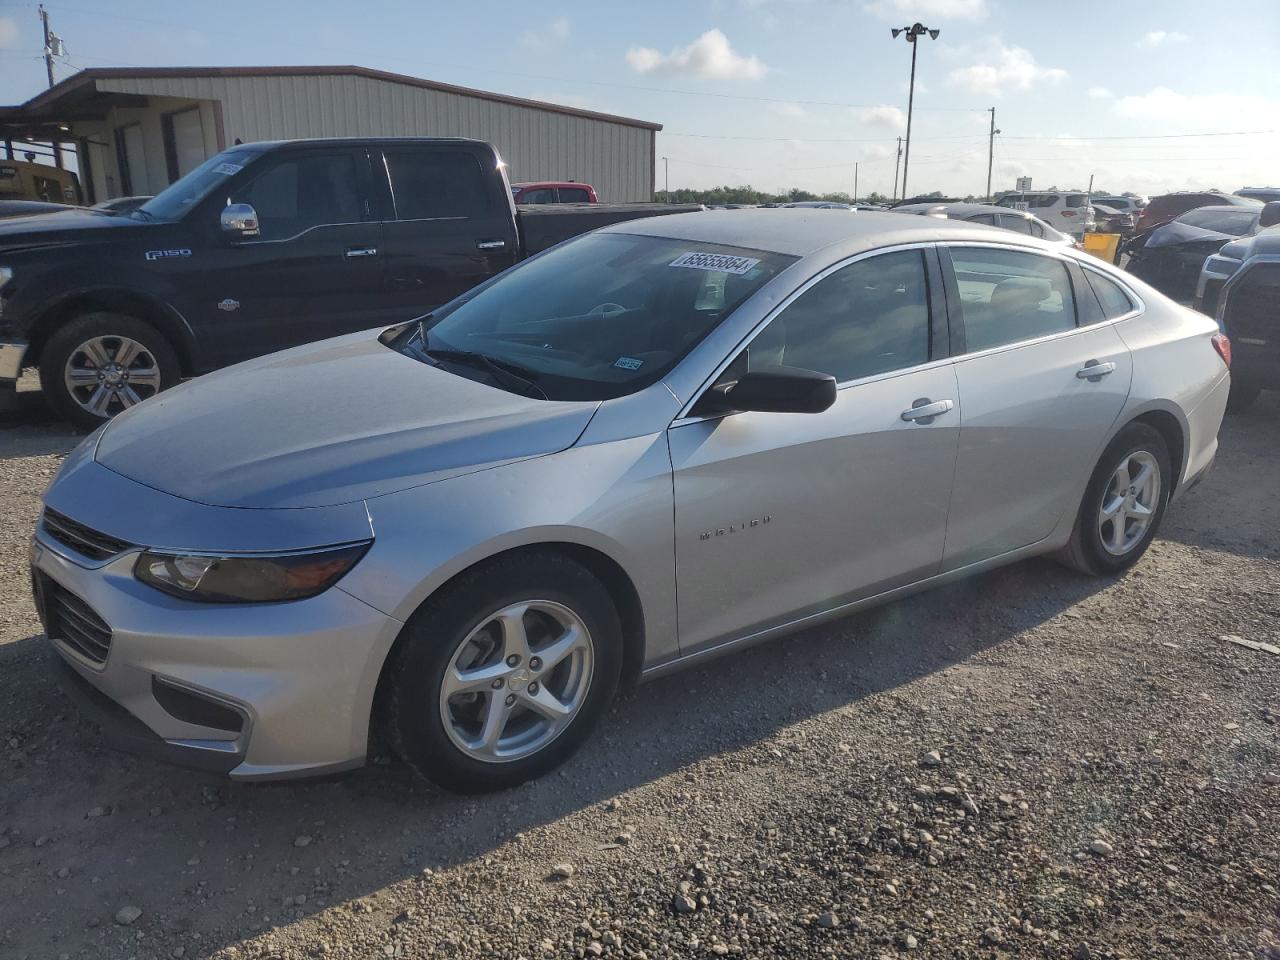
[136,148,263,220]
[403,232,795,401]
[1176,208,1259,235]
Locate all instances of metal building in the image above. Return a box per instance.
[0,65,661,203]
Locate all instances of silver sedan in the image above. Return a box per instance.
[32,211,1231,791]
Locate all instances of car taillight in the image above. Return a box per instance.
[1061,210,1077,217]
[1211,332,1231,367]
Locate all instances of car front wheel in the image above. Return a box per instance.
[1058,422,1171,576]
[383,552,623,792]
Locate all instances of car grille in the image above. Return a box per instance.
[1224,262,1280,343]
[32,569,113,664]
[41,507,134,562]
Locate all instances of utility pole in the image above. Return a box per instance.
[985,107,1000,201]
[853,161,859,203]
[891,23,939,201]
[661,156,669,199]
[892,137,903,201]
[38,5,63,168]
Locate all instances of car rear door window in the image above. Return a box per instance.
[385,150,491,220]
[518,187,556,204]
[947,247,1076,352]
[234,152,363,241]
[1065,194,1087,208]
[559,187,592,202]
[998,214,1033,234]
[1084,270,1136,319]
[745,249,932,383]
[967,213,997,225]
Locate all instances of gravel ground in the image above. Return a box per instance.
[0,383,1277,960]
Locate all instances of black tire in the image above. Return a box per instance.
[38,312,181,431]
[1224,383,1260,415]
[383,551,623,793]
[1057,423,1171,577]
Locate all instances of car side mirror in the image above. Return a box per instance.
[220,202,260,241]
[696,366,837,416]
[1260,201,1280,229]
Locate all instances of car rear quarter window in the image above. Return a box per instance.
[746,249,932,383]
[998,214,1033,235]
[947,247,1076,352]
[518,187,556,204]
[966,213,997,225]
[386,150,492,220]
[1065,194,1087,208]
[559,187,592,203]
[1084,270,1136,320]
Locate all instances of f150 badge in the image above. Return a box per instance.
[699,515,771,540]
[144,248,191,261]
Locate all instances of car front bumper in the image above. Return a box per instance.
[31,523,401,782]
[0,337,26,384]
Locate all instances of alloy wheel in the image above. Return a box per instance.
[1097,450,1160,556]
[438,600,594,763]
[63,335,163,419]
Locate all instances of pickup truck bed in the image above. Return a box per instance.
[517,203,704,255]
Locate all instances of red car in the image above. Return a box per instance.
[511,181,597,204]
[1133,191,1257,235]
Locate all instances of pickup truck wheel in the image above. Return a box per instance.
[39,313,180,430]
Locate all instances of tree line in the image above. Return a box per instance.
[654,185,963,206]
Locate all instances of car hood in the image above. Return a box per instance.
[94,332,600,509]
[1141,220,1241,250]
[0,207,148,253]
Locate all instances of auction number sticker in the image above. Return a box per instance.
[669,251,761,275]
[214,163,244,176]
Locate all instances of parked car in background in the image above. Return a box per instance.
[1126,203,1276,302]
[1091,204,1136,234]
[996,191,1095,238]
[1132,191,1259,236]
[0,138,694,428]
[890,196,963,208]
[895,202,1074,246]
[1235,186,1280,203]
[510,181,597,204]
[0,159,82,204]
[32,210,1229,791]
[781,201,853,209]
[1194,207,1280,413]
[1091,196,1146,217]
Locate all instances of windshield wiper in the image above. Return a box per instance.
[423,347,549,400]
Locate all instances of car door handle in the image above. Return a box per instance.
[1076,360,1117,380]
[900,398,954,423]
[344,247,378,258]
[476,239,507,251]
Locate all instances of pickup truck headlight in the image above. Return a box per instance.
[135,541,371,603]
[0,266,12,289]
[1201,255,1242,281]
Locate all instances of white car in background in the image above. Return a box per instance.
[997,191,1096,238]
[894,202,1075,247]
[1091,195,1147,217]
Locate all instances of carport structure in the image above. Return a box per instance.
[0,65,661,204]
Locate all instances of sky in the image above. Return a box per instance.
[1,0,1278,199]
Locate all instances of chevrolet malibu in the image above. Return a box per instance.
[32,211,1230,792]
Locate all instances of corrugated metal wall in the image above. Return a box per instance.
[97,75,655,202]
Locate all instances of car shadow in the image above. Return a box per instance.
[0,554,1111,957]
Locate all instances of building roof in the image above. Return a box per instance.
[0,65,662,132]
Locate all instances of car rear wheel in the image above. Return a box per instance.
[39,313,180,430]
[382,551,622,792]
[1058,423,1171,577]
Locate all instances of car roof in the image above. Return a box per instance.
[512,181,590,189]
[1177,205,1260,216]
[599,208,1043,257]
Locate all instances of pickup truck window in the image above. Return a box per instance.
[385,150,491,220]
[232,152,363,240]
[138,147,261,221]
[559,187,592,203]
[407,232,796,400]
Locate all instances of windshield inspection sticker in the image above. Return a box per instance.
[669,251,761,275]
[614,356,644,371]
[213,162,244,176]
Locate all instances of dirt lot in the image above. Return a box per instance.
[0,385,1277,960]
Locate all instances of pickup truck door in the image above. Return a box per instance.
[183,146,383,369]
[374,145,519,320]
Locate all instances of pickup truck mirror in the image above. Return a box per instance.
[220,202,260,241]
[1260,201,1280,230]
[695,366,837,416]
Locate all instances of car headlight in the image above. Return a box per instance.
[1201,255,1242,281]
[135,541,371,603]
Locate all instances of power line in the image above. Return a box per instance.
[1000,130,1275,141]
[661,132,986,143]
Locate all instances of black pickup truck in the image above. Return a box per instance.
[0,137,696,427]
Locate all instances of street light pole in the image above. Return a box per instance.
[892,136,902,201]
[891,22,938,201]
[986,107,1001,201]
[853,161,858,203]
[661,156,669,199]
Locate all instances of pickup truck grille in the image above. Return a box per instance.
[41,508,134,562]
[32,570,113,664]
[1224,263,1280,343]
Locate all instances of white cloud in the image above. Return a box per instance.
[1137,30,1188,47]
[769,101,808,120]
[1088,86,1114,99]
[865,0,987,20]
[947,43,1068,96]
[626,29,768,80]
[855,104,908,131]
[0,16,18,49]
[1112,87,1280,127]
[520,16,570,47]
